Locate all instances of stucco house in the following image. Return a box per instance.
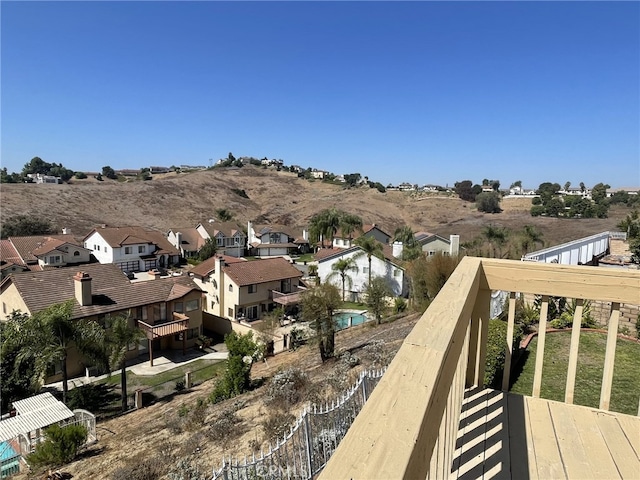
[83,226,180,273]
[332,223,392,249]
[317,243,407,299]
[166,227,206,258]
[0,263,204,379]
[247,222,309,257]
[195,221,246,258]
[414,232,461,257]
[190,255,303,322]
[0,234,92,277]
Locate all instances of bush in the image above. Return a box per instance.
[174,380,185,392]
[266,368,309,408]
[483,319,522,389]
[74,171,87,179]
[262,411,296,443]
[27,424,87,468]
[393,297,407,314]
[476,192,502,213]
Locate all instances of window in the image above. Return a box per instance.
[174,302,183,313]
[96,245,100,251]
[217,236,224,246]
[125,246,132,254]
[229,284,233,292]
[228,308,233,317]
[363,267,369,274]
[393,268,401,277]
[73,251,80,257]
[160,303,166,319]
[2,302,6,314]
[138,245,146,253]
[105,247,108,253]
[186,299,199,312]
[48,255,61,264]
[248,284,257,293]
[269,233,280,243]
[428,251,435,256]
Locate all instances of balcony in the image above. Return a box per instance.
[320,257,639,479]
[138,312,189,366]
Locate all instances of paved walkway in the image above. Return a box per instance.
[45,346,228,391]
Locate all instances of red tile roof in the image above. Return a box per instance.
[223,257,302,286]
[170,228,205,252]
[198,222,245,239]
[85,226,179,256]
[189,254,246,278]
[8,235,82,264]
[1,240,23,266]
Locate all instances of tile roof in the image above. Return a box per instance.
[315,247,348,261]
[223,257,302,286]
[1,240,23,266]
[254,224,298,239]
[5,263,202,318]
[317,244,404,268]
[189,254,246,278]
[8,234,82,264]
[198,222,246,239]
[85,226,179,256]
[170,228,205,252]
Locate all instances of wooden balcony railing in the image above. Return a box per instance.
[320,257,640,479]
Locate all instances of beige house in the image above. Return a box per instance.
[332,223,392,248]
[0,263,204,380]
[190,255,303,322]
[415,232,461,257]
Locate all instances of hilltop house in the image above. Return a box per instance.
[317,242,407,299]
[247,222,309,257]
[195,221,246,258]
[83,226,180,272]
[0,234,92,278]
[332,224,392,249]
[190,255,303,323]
[0,263,204,378]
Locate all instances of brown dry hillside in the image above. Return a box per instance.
[0,166,629,246]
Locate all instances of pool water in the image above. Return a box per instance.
[334,312,369,330]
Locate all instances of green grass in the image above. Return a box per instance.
[340,301,367,310]
[102,359,224,390]
[510,331,640,416]
[294,253,315,263]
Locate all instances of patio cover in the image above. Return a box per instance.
[0,393,74,442]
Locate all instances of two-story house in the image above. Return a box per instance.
[332,223,392,249]
[247,222,308,257]
[317,243,407,300]
[1,234,92,276]
[195,221,246,258]
[190,255,303,322]
[414,232,461,257]
[83,226,180,273]
[0,263,204,379]
[166,228,206,258]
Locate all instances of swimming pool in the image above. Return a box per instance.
[334,311,369,330]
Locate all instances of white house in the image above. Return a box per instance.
[317,245,407,299]
[83,226,180,272]
[247,222,308,257]
[194,221,246,258]
[332,224,392,249]
[414,233,461,257]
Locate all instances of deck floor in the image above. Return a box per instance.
[451,388,640,479]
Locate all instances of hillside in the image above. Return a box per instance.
[0,166,628,246]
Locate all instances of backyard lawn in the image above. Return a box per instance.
[510,331,640,416]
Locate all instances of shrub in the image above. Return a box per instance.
[483,319,522,389]
[174,380,185,392]
[27,424,87,468]
[231,188,249,199]
[393,297,407,314]
[476,192,502,213]
[266,368,309,408]
[361,339,391,368]
[74,171,87,179]
[262,411,296,443]
[207,407,244,444]
[111,453,168,480]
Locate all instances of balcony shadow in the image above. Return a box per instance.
[451,388,530,479]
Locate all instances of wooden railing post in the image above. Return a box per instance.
[466,288,491,387]
[502,291,517,391]
[565,298,584,404]
[599,302,620,411]
[532,295,549,397]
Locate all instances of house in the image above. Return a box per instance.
[190,255,303,322]
[414,232,461,257]
[317,243,407,299]
[311,169,326,179]
[332,223,392,249]
[83,226,180,272]
[0,263,204,378]
[247,222,308,257]
[195,221,246,258]
[166,227,206,258]
[1,234,92,275]
[25,173,61,184]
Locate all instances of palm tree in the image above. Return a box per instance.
[520,225,544,255]
[14,301,106,404]
[482,224,508,258]
[354,236,385,287]
[327,257,359,301]
[105,315,145,412]
[339,213,363,246]
[309,208,343,248]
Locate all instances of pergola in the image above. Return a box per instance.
[138,312,189,366]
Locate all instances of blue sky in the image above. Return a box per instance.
[2,1,639,189]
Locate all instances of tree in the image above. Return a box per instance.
[215,208,234,222]
[454,180,476,202]
[579,182,586,193]
[519,225,544,255]
[393,225,421,260]
[309,208,343,248]
[343,173,362,187]
[13,301,106,404]
[536,182,561,203]
[424,252,460,300]
[492,181,500,192]
[197,238,217,261]
[482,224,509,258]
[300,283,341,362]
[564,181,571,192]
[27,423,87,469]
[22,156,48,176]
[354,236,385,287]
[476,192,502,213]
[104,315,145,412]
[591,182,610,204]
[365,277,391,325]
[1,214,54,239]
[510,180,522,189]
[327,257,359,301]
[101,165,117,180]
[339,213,363,244]
[74,171,87,179]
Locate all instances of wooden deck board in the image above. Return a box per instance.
[452,389,639,480]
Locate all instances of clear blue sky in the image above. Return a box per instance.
[2,1,639,189]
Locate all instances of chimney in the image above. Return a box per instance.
[73,271,92,306]
[62,227,71,235]
[449,235,460,257]
[176,231,183,248]
[392,241,404,259]
[148,269,161,280]
[302,229,308,241]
